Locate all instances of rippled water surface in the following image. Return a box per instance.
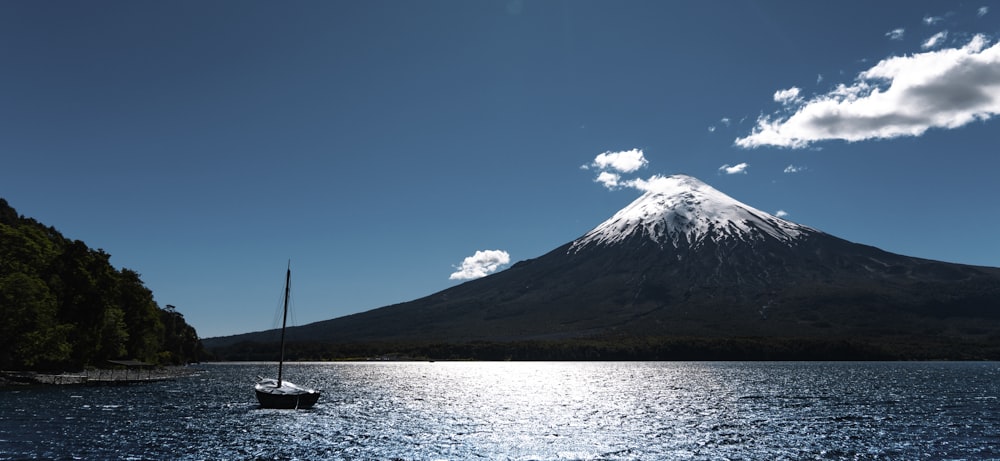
[2,361,999,460]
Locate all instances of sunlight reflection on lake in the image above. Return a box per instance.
[2,361,999,460]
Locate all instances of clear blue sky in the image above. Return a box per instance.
[3,1,999,338]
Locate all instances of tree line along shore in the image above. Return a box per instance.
[1,198,203,373]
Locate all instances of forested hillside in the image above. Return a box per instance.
[0,198,202,370]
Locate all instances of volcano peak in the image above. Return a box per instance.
[569,174,815,252]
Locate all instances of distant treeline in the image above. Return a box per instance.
[206,335,1000,362]
[0,198,203,371]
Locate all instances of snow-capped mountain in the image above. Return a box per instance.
[570,174,813,251]
[204,175,1000,359]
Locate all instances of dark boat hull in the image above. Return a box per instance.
[255,389,320,409]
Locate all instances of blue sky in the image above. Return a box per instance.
[3,1,999,338]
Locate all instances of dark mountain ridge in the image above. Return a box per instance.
[204,176,1000,359]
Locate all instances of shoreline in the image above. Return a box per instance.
[0,366,200,387]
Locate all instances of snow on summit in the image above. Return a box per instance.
[570,175,816,251]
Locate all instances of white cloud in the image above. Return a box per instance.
[922,31,949,49]
[623,175,675,193]
[595,171,621,189]
[735,35,1000,149]
[773,87,802,105]
[783,164,806,173]
[886,28,906,40]
[591,148,648,173]
[775,210,789,218]
[719,163,749,175]
[979,6,989,17]
[626,174,742,194]
[707,125,717,132]
[449,250,511,280]
[586,148,648,189]
[923,15,943,25]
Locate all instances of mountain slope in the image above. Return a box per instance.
[203,175,1000,355]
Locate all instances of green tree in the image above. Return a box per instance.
[0,198,204,370]
[0,217,71,369]
[0,272,71,369]
[50,241,121,365]
[118,269,165,362]
[159,305,203,364]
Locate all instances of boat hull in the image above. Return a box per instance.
[255,378,321,409]
[255,388,320,409]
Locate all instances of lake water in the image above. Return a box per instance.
[2,361,999,460]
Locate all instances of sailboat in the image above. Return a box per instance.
[254,263,321,409]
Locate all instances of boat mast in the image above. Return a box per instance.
[278,261,291,387]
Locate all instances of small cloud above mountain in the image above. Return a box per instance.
[719,163,749,175]
[585,148,648,173]
[449,249,511,280]
[585,149,649,190]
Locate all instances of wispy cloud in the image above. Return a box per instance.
[707,117,731,133]
[625,174,742,194]
[774,87,802,105]
[886,28,905,40]
[784,164,806,173]
[735,35,1000,149]
[923,15,944,25]
[978,6,989,17]
[625,175,685,194]
[719,163,749,175]
[586,152,744,197]
[922,31,949,49]
[449,249,511,280]
[585,149,648,190]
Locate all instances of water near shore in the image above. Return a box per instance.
[0,366,196,386]
[2,361,998,460]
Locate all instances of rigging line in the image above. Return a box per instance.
[271,269,298,329]
[271,285,285,333]
[271,268,290,334]
[286,278,297,328]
